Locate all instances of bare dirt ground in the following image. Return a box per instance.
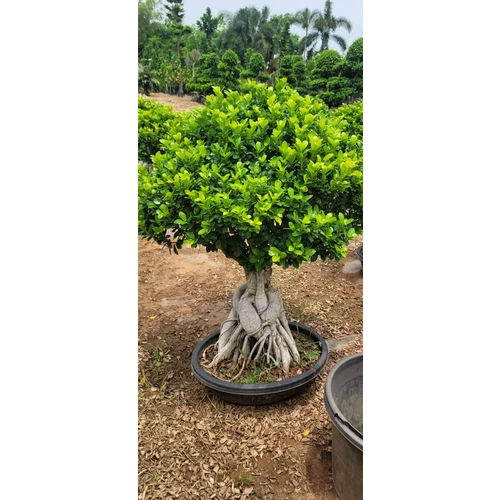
[138,237,363,500]
[138,95,363,499]
[143,92,204,112]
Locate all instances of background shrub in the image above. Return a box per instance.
[185,52,220,96]
[139,0,362,109]
[278,55,306,91]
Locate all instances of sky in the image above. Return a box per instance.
[182,0,363,52]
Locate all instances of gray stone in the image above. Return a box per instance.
[343,260,362,274]
[327,335,359,352]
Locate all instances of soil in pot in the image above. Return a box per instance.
[200,326,321,383]
[191,322,328,405]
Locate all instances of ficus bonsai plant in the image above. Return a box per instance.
[138,79,362,377]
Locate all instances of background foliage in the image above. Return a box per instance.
[138,0,362,108]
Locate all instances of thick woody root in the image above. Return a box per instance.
[207,269,300,376]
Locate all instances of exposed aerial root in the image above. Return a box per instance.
[204,269,300,375]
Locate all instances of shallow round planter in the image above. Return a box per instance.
[191,322,328,405]
[324,353,363,500]
[355,245,363,267]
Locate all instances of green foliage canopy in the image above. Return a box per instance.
[164,0,184,24]
[305,44,362,107]
[196,7,221,43]
[217,50,242,88]
[346,37,362,64]
[333,101,363,155]
[138,81,362,271]
[137,1,361,108]
[278,55,306,90]
[186,50,243,96]
[248,52,266,77]
[138,97,176,162]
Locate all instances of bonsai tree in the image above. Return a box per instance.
[138,80,362,375]
[217,49,242,89]
[247,52,267,79]
[344,37,363,100]
[185,52,220,97]
[278,54,306,90]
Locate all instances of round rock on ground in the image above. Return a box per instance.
[342,260,362,275]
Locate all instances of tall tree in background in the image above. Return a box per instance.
[220,7,271,62]
[292,8,320,60]
[275,14,295,57]
[312,0,352,53]
[163,0,192,95]
[253,16,277,63]
[138,0,163,56]
[164,0,184,23]
[164,0,191,58]
[196,7,222,50]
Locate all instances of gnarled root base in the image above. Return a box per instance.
[205,269,300,377]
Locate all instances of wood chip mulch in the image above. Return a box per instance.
[138,236,363,499]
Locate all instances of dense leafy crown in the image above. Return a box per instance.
[138,80,363,271]
[346,37,363,63]
[138,97,175,162]
[333,101,363,141]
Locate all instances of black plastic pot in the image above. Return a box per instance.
[355,245,363,267]
[191,322,328,405]
[324,353,363,500]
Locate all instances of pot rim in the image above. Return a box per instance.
[324,352,363,451]
[191,322,328,396]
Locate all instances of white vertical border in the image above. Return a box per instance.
[1,1,138,499]
[364,0,500,498]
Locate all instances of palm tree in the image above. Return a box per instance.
[220,7,265,48]
[253,20,277,63]
[292,8,320,60]
[309,0,352,54]
[221,7,278,63]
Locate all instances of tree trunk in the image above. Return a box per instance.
[209,269,300,375]
[178,80,184,97]
[304,27,308,60]
[321,29,329,51]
